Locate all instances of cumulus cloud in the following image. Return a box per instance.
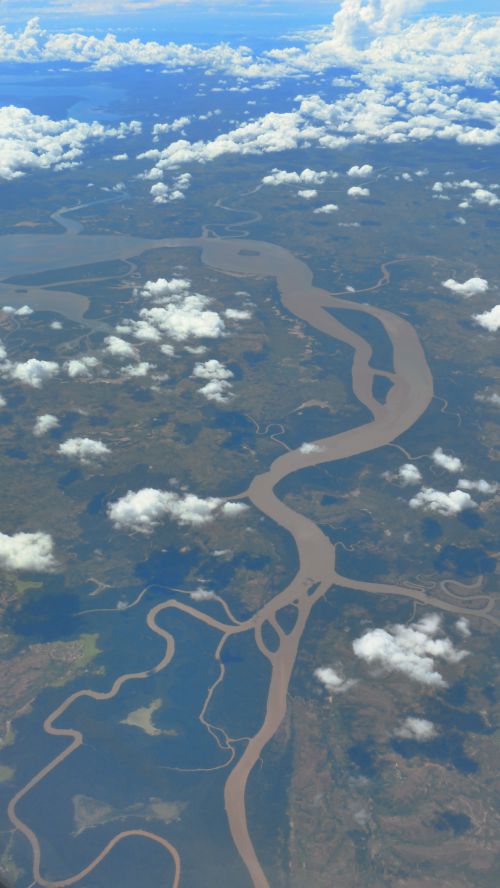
[476,391,500,407]
[117,319,162,342]
[0,103,140,181]
[353,613,468,687]
[383,462,422,485]
[149,172,191,204]
[458,478,498,494]
[141,277,190,300]
[262,168,333,187]
[313,203,339,214]
[297,188,318,199]
[471,188,500,207]
[58,437,111,463]
[8,358,59,388]
[299,442,324,454]
[347,185,370,197]
[224,308,252,321]
[104,336,139,360]
[64,356,99,378]
[152,116,190,137]
[473,305,500,332]
[347,164,373,178]
[221,501,248,517]
[455,617,471,637]
[409,487,475,516]
[189,587,216,601]
[0,530,56,572]
[431,447,463,473]
[33,413,59,436]
[2,304,33,316]
[108,487,246,533]
[192,359,234,403]
[394,716,437,741]
[133,80,500,182]
[121,361,155,377]
[140,292,225,342]
[442,277,489,297]
[2,10,500,120]
[314,666,357,694]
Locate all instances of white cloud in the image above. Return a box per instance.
[136,79,500,181]
[455,617,471,637]
[104,336,139,360]
[384,462,422,486]
[112,152,128,160]
[409,487,475,516]
[50,321,62,330]
[221,501,248,517]
[58,437,111,463]
[262,168,333,187]
[153,116,190,137]
[299,442,324,454]
[141,277,190,300]
[117,319,162,342]
[347,185,370,197]
[224,308,252,321]
[431,447,463,473]
[314,666,357,694]
[398,463,422,485]
[0,530,56,572]
[139,292,225,342]
[471,188,500,207]
[313,203,339,214]
[33,413,59,436]
[347,164,373,178]
[0,395,6,407]
[2,8,500,112]
[394,717,437,741]
[192,359,234,403]
[0,103,140,181]
[149,172,191,204]
[353,613,468,687]
[473,304,500,332]
[458,478,498,495]
[476,391,500,407]
[8,358,59,388]
[441,277,489,298]
[2,304,33,316]
[189,587,216,601]
[64,356,99,378]
[297,188,318,199]
[121,361,155,377]
[108,486,245,533]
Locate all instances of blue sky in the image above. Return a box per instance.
[1,1,498,40]
[0,2,496,52]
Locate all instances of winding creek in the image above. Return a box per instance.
[5,218,498,887]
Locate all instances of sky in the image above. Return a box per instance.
[1,1,497,41]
